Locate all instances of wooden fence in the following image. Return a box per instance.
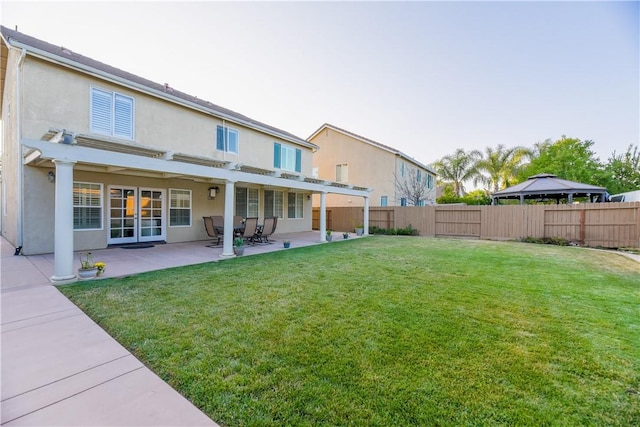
[312,202,640,248]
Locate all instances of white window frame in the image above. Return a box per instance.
[169,189,192,227]
[264,190,284,219]
[281,145,297,172]
[216,125,239,154]
[73,181,103,231]
[336,164,348,182]
[380,196,388,207]
[235,187,259,218]
[90,86,134,140]
[288,192,304,219]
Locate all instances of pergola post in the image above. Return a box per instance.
[221,180,236,257]
[51,160,77,283]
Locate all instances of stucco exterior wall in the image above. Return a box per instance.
[20,166,313,255]
[311,127,395,207]
[310,126,437,207]
[20,57,313,175]
[1,48,21,246]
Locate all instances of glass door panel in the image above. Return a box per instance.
[108,187,137,244]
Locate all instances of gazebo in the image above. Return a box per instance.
[491,173,608,205]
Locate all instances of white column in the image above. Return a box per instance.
[221,180,236,257]
[363,196,370,236]
[51,160,77,283]
[319,192,327,242]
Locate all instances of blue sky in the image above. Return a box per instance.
[2,1,638,166]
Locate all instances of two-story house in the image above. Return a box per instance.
[0,27,371,283]
[308,124,436,207]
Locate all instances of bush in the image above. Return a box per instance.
[520,236,572,246]
[370,225,419,236]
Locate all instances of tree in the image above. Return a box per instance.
[602,145,640,195]
[394,167,433,206]
[474,145,531,193]
[519,136,604,186]
[432,149,480,197]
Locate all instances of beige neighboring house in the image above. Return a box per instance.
[0,27,371,283]
[308,124,436,207]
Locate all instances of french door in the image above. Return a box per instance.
[108,186,166,244]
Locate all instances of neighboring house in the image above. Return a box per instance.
[0,27,370,282]
[308,124,436,207]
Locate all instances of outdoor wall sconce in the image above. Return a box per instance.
[48,171,55,183]
[208,186,220,199]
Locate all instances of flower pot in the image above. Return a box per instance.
[234,247,244,256]
[355,228,364,236]
[283,242,291,248]
[326,235,333,242]
[78,268,97,279]
[97,269,105,277]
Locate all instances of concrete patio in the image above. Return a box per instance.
[1,231,345,426]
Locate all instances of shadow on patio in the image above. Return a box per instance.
[23,231,363,283]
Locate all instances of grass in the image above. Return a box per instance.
[60,237,640,426]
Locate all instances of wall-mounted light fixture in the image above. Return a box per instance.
[208,186,220,199]
[48,171,55,183]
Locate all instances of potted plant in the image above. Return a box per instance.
[233,237,245,256]
[283,240,291,248]
[95,261,107,277]
[326,229,333,242]
[78,252,98,279]
[343,232,349,239]
[355,223,364,236]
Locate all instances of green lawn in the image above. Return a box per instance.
[61,237,640,426]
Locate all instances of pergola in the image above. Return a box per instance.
[491,173,608,205]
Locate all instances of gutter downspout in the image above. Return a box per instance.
[16,47,26,249]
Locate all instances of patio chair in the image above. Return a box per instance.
[212,215,224,234]
[241,217,259,245]
[256,216,277,243]
[233,215,244,237]
[203,216,221,247]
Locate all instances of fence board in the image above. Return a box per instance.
[315,202,640,248]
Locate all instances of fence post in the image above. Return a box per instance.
[579,209,585,245]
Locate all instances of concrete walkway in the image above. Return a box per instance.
[0,237,219,426]
[0,231,339,426]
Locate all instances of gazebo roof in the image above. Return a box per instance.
[492,173,607,200]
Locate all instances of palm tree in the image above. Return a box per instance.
[432,149,480,197]
[474,145,531,193]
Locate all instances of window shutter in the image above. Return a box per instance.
[114,94,134,139]
[274,143,281,168]
[216,126,225,151]
[90,88,112,135]
[295,149,302,173]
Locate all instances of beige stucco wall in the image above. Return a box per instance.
[311,127,436,207]
[6,53,316,254]
[1,48,21,246]
[20,57,313,174]
[20,167,314,255]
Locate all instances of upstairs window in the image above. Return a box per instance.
[274,143,301,173]
[216,125,239,154]
[380,196,388,207]
[400,197,407,207]
[336,164,348,182]
[427,174,434,189]
[417,169,422,183]
[401,162,405,177]
[90,87,134,140]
